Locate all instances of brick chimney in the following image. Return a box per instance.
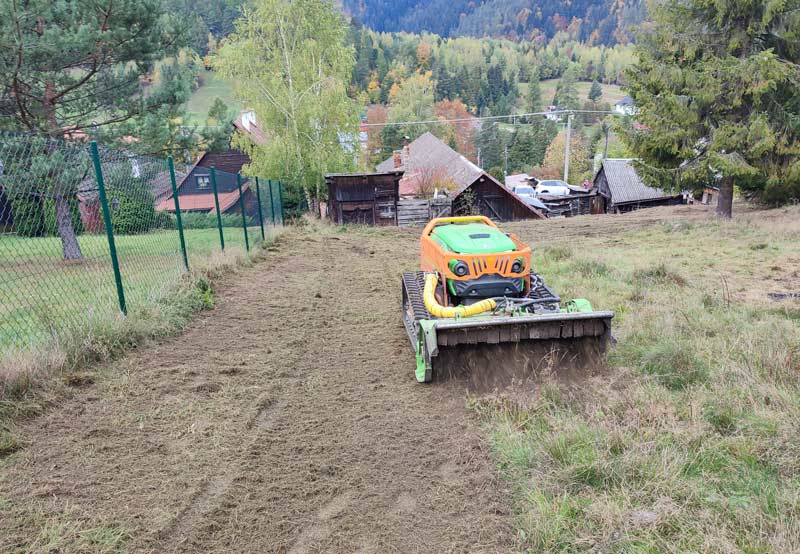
[393,150,402,168]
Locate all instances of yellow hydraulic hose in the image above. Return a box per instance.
[423,273,496,318]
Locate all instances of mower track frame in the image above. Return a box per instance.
[402,271,614,383]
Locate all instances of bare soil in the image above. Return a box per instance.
[0,225,516,553]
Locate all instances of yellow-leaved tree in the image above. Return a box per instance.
[215,0,358,212]
[542,130,591,184]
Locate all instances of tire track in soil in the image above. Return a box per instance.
[161,393,289,549]
[0,226,517,553]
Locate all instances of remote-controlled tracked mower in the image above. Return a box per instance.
[401,216,614,383]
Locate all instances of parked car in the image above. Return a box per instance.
[535,180,571,197]
[511,184,537,198]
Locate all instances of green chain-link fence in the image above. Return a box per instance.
[0,133,284,356]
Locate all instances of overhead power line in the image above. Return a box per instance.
[361,109,622,128]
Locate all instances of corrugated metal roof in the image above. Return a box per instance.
[600,159,674,204]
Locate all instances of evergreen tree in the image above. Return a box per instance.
[554,66,580,110]
[476,121,503,170]
[508,128,537,173]
[588,80,603,102]
[447,134,459,152]
[528,117,557,167]
[526,68,543,115]
[0,0,190,260]
[621,0,800,217]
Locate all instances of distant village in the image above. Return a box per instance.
[148,106,720,230]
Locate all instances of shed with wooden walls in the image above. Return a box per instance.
[452,173,545,221]
[325,172,403,226]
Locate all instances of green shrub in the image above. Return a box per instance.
[10,193,84,237]
[106,182,156,235]
[153,210,176,230]
[180,212,241,229]
[9,194,45,237]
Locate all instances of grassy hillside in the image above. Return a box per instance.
[1,204,797,550]
[184,70,241,125]
[536,78,627,108]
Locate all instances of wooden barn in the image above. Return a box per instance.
[593,159,684,214]
[325,171,403,226]
[452,173,545,221]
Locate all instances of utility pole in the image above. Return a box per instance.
[603,121,610,159]
[563,112,574,183]
[504,144,509,177]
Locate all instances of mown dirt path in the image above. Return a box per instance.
[0,226,516,553]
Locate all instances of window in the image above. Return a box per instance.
[378,204,395,218]
[196,175,210,190]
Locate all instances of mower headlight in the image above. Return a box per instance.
[450,260,469,277]
[511,258,524,274]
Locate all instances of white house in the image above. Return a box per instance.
[614,96,636,116]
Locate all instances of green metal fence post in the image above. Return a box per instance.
[210,167,225,251]
[255,176,266,241]
[268,179,277,224]
[90,141,127,315]
[237,173,250,252]
[168,156,189,271]
[278,180,285,225]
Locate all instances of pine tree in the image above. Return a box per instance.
[621,0,800,217]
[554,66,580,110]
[508,128,537,173]
[447,134,459,152]
[476,121,503,171]
[526,68,543,115]
[0,0,190,260]
[528,117,556,167]
[588,80,603,103]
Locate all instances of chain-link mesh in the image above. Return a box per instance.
[0,133,285,356]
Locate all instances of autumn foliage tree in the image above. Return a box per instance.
[434,99,477,161]
[542,130,591,183]
[216,0,357,209]
[381,71,437,155]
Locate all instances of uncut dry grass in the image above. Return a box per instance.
[482,204,800,552]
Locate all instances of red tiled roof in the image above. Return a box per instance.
[156,181,250,214]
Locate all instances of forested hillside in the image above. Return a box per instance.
[342,0,646,45]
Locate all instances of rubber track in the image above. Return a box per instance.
[403,271,431,321]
